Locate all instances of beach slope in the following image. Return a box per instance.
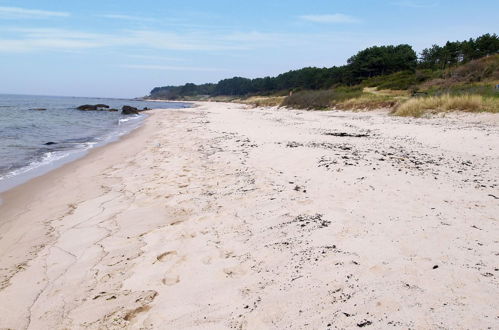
[0,102,498,329]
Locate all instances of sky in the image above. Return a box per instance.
[0,0,497,98]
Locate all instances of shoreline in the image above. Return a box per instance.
[0,94,189,196]
[0,102,498,329]
[0,110,151,204]
[0,114,146,196]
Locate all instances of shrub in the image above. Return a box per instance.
[362,70,436,90]
[282,87,362,110]
[420,54,499,91]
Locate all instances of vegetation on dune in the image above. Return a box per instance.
[420,54,499,93]
[346,44,417,83]
[419,33,499,70]
[282,87,363,110]
[149,34,499,116]
[337,93,402,110]
[361,70,437,91]
[150,43,422,99]
[393,94,499,117]
[278,87,406,111]
[236,96,286,107]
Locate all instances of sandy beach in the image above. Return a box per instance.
[0,102,498,329]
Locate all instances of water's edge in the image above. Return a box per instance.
[0,113,147,194]
[0,94,192,195]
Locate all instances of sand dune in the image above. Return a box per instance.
[0,102,498,329]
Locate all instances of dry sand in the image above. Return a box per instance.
[0,102,498,329]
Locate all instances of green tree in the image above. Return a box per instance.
[347,44,417,82]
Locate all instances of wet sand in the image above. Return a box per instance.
[0,102,498,329]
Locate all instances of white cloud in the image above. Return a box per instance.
[126,30,245,51]
[0,28,107,52]
[9,28,105,40]
[0,6,69,19]
[97,14,156,22]
[0,26,354,54]
[0,27,250,53]
[300,14,360,24]
[0,39,100,52]
[122,64,226,72]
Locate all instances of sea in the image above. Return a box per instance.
[0,94,189,193]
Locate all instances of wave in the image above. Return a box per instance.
[0,113,146,193]
[118,115,141,125]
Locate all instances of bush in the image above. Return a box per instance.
[362,70,436,90]
[282,87,363,110]
[420,54,499,91]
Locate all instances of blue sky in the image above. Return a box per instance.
[0,0,497,98]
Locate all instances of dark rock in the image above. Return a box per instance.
[108,108,119,112]
[77,104,112,111]
[286,141,303,148]
[95,104,109,109]
[121,105,139,115]
[44,142,57,145]
[77,104,98,111]
[433,265,439,269]
[324,132,369,138]
[30,108,47,111]
[357,320,372,327]
[143,107,151,111]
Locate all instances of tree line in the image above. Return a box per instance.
[149,33,498,99]
[419,34,499,69]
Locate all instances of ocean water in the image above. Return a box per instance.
[0,94,189,192]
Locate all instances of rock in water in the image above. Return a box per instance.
[30,108,47,111]
[77,104,111,111]
[122,105,139,115]
[44,142,57,145]
[77,104,98,111]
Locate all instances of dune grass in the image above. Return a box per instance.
[280,87,407,111]
[336,94,401,110]
[393,94,499,117]
[237,96,286,107]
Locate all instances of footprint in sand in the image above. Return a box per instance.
[223,265,247,278]
[170,220,184,226]
[162,275,180,286]
[124,305,151,321]
[202,256,212,265]
[156,251,178,263]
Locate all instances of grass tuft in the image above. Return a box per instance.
[237,96,286,107]
[337,94,400,110]
[393,94,499,117]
